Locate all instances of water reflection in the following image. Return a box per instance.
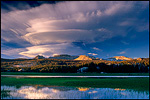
[114,88,126,91]
[78,87,89,91]
[1,85,149,99]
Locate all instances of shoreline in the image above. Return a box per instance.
[1,75,149,78]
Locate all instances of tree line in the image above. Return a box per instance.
[1,58,149,73]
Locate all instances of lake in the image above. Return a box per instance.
[1,85,149,99]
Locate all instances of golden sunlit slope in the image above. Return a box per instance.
[137,58,142,61]
[112,56,132,60]
[74,55,92,60]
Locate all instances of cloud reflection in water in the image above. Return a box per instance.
[1,85,149,99]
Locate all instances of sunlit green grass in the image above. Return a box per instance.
[1,72,149,76]
[1,77,149,92]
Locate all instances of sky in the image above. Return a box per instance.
[1,1,149,59]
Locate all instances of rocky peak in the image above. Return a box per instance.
[34,55,45,59]
[74,55,92,60]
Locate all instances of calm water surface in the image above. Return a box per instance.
[1,85,149,99]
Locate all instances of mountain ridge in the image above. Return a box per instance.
[1,55,148,61]
[109,56,133,61]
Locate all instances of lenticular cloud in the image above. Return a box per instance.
[1,1,149,58]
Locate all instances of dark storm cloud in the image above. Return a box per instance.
[1,1,62,12]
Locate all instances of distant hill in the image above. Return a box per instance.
[136,58,149,61]
[15,58,27,60]
[49,54,78,60]
[109,56,133,61]
[34,55,45,59]
[74,55,93,60]
[88,56,97,60]
[1,58,11,62]
[1,58,29,62]
[53,54,71,57]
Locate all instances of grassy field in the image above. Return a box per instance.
[1,72,149,92]
[1,76,149,92]
[1,72,149,76]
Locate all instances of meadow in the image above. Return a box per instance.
[1,76,149,92]
[1,72,149,76]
